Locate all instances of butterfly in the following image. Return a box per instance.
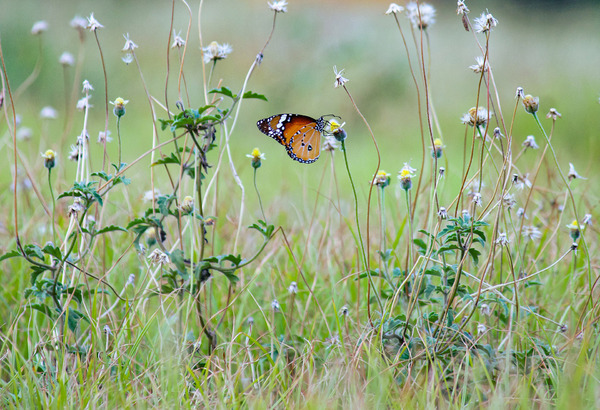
[256,114,327,164]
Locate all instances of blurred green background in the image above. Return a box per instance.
[1,0,599,207]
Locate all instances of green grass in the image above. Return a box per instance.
[1,1,600,408]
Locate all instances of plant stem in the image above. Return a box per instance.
[253,168,267,224]
[48,169,56,244]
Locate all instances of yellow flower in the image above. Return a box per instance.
[41,149,56,169]
[246,147,266,169]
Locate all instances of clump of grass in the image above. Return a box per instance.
[0,1,598,408]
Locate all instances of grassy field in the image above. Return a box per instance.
[1,0,600,408]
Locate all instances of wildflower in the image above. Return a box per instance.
[122,33,138,51]
[333,66,348,88]
[473,12,498,33]
[68,145,80,161]
[496,232,510,246]
[148,248,170,265]
[480,303,491,316]
[398,163,416,191]
[546,108,561,120]
[330,119,347,142]
[340,305,349,316]
[179,195,194,214]
[493,127,503,139]
[439,167,445,177]
[468,56,488,73]
[522,94,539,114]
[516,207,528,219]
[406,2,436,30]
[97,130,112,144]
[126,274,136,288]
[503,194,516,209]
[438,207,448,219]
[87,13,104,31]
[431,138,444,159]
[566,220,582,241]
[16,127,32,141]
[371,170,391,188]
[322,135,340,152]
[515,87,525,99]
[31,21,48,35]
[522,135,539,150]
[40,106,58,119]
[204,217,216,226]
[461,106,491,128]
[59,52,75,66]
[522,225,542,241]
[477,323,486,335]
[268,0,288,13]
[582,214,592,226]
[472,192,483,207]
[271,299,281,312]
[513,173,532,190]
[456,1,469,15]
[288,281,298,295]
[145,226,166,247]
[246,147,266,169]
[41,150,56,169]
[67,198,85,218]
[202,41,232,64]
[172,31,186,49]
[385,3,404,15]
[76,95,92,111]
[122,54,134,65]
[83,78,94,91]
[567,163,586,181]
[68,15,86,30]
[110,97,129,118]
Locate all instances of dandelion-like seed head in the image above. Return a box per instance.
[70,16,87,31]
[461,106,491,128]
[172,31,186,49]
[87,13,104,31]
[148,249,170,265]
[77,95,92,111]
[567,163,586,181]
[288,281,298,295]
[17,127,32,141]
[457,1,470,15]
[202,41,232,64]
[246,147,266,169]
[473,11,498,33]
[340,305,349,316]
[271,299,281,312]
[59,52,75,66]
[522,94,539,114]
[41,149,57,169]
[40,106,58,120]
[546,108,561,120]
[97,130,112,144]
[503,194,516,209]
[477,323,486,335]
[268,0,288,13]
[439,167,445,177]
[385,3,404,15]
[122,54,134,65]
[122,33,139,52]
[406,2,436,30]
[468,56,488,73]
[333,66,349,89]
[110,97,129,118]
[493,127,503,139]
[31,21,49,35]
[480,303,491,316]
[522,225,542,242]
[515,87,525,99]
[516,207,528,219]
[68,144,80,161]
[438,207,448,219]
[179,195,194,215]
[67,198,85,218]
[371,170,391,188]
[322,135,340,152]
[496,232,510,247]
[513,173,532,190]
[522,135,539,150]
[472,192,483,207]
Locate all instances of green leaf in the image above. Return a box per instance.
[413,238,427,255]
[24,244,44,260]
[242,91,268,101]
[66,308,90,332]
[468,248,481,265]
[26,303,57,320]
[208,86,236,99]
[170,249,188,277]
[95,225,128,235]
[0,250,21,262]
[42,243,62,260]
[152,152,181,167]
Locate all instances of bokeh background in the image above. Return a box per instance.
[2,0,599,208]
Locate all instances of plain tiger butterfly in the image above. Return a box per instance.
[256,114,327,164]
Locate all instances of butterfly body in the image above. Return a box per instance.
[257,114,326,164]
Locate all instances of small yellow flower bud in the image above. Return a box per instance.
[41,149,56,169]
[522,95,539,114]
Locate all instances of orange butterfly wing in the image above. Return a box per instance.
[256,114,324,164]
